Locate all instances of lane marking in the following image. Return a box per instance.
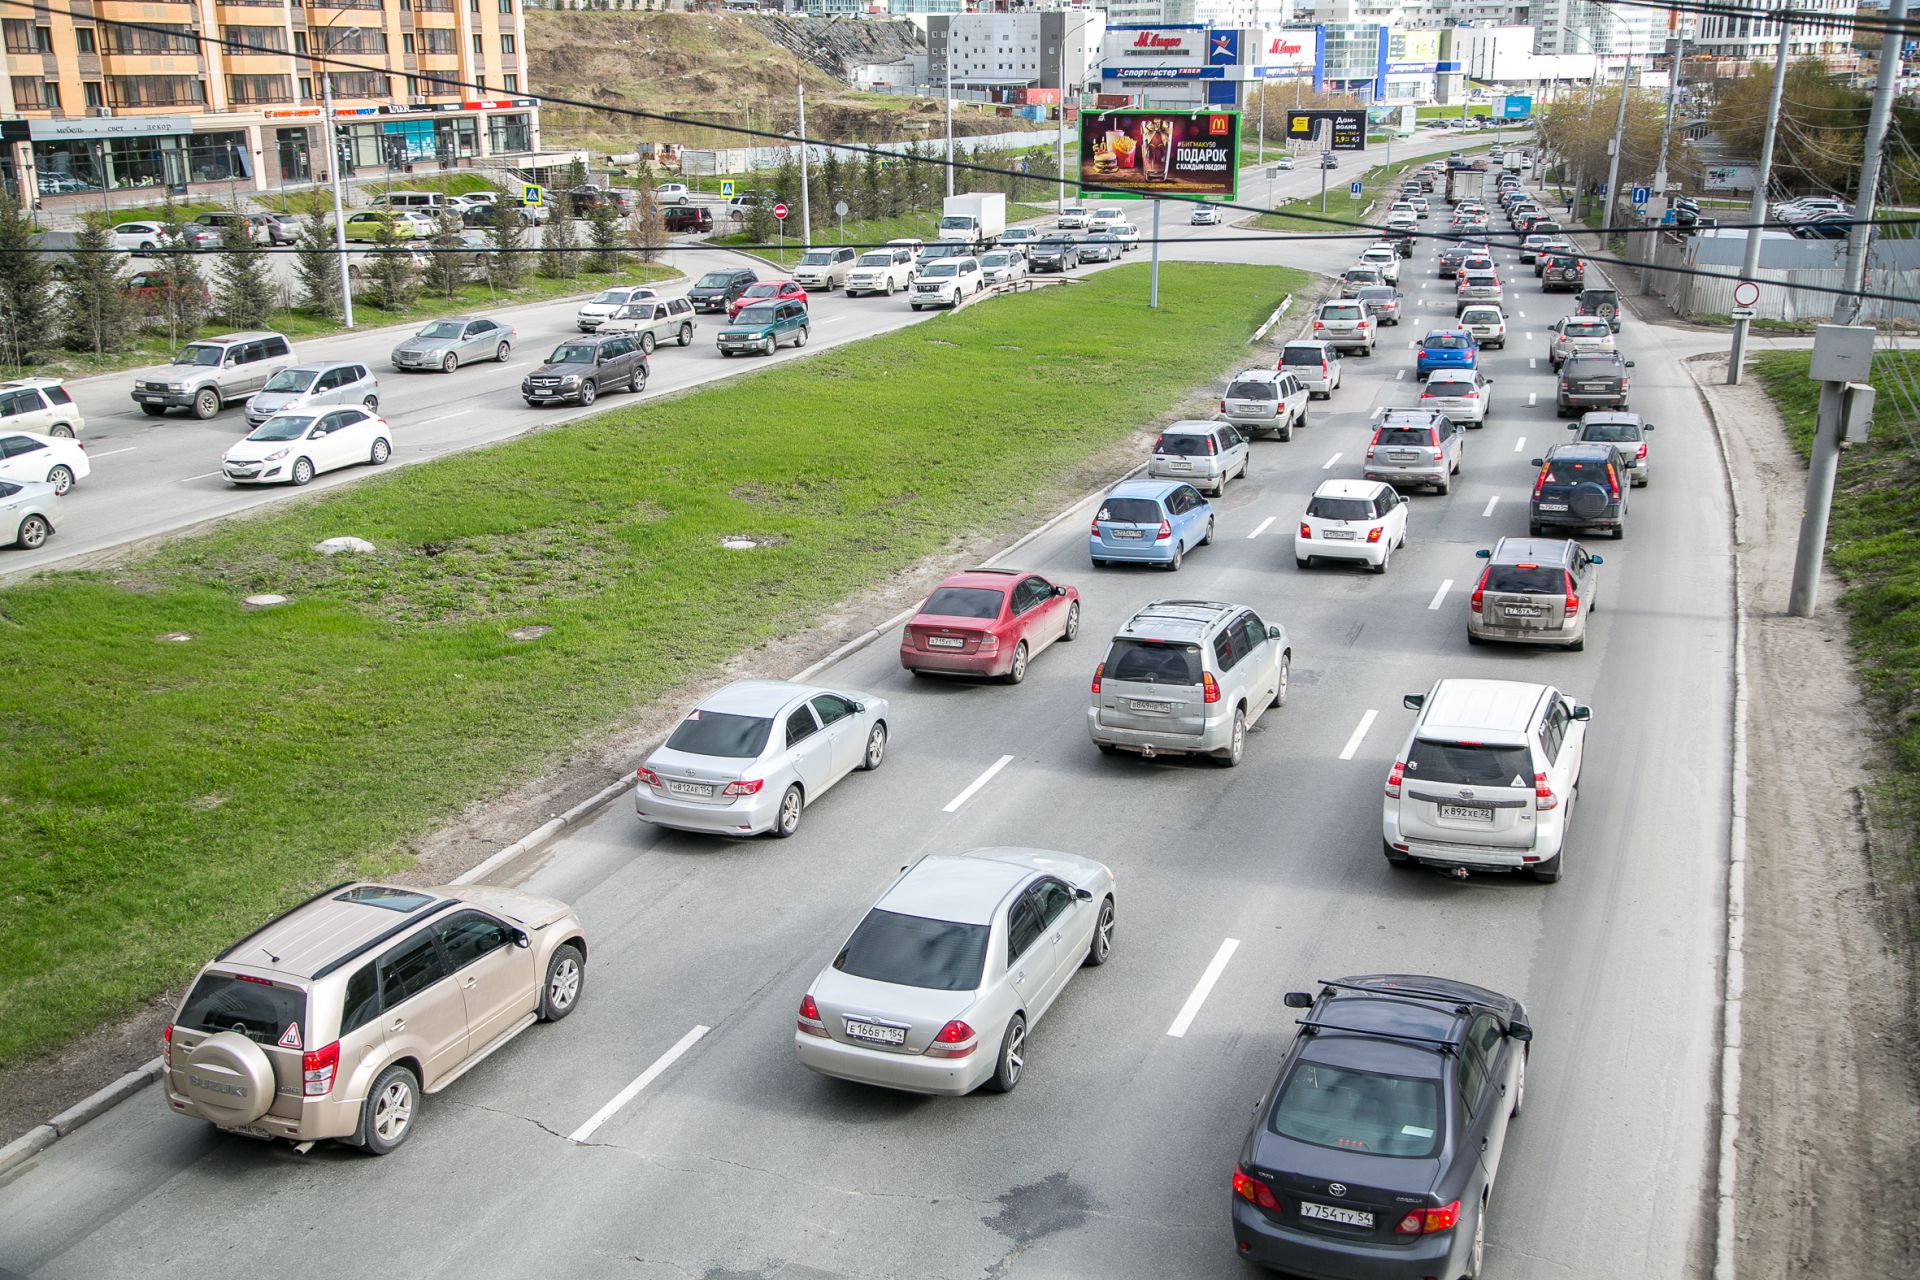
[1321,451,1342,470]
[415,409,474,428]
[943,754,1014,813]
[1338,709,1379,761]
[1527,392,1537,407]
[1395,369,1405,381]
[1248,515,1275,540]
[1517,310,1526,318]
[1483,495,1500,517]
[89,446,137,458]
[177,471,221,482]
[1514,436,1527,452]
[1167,938,1240,1038]
[1428,578,1454,610]
[1529,357,1538,369]
[569,1024,710,1144]
[1525,331,1535,341]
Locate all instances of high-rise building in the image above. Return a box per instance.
[929,8,1107,92]
[1532,0,1660,58]
[1,0,541,210]
[1685,0,1856,62]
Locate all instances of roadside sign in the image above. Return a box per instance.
[521,183,542,207]
[1734,280,1760,307]
[1598,182,1607,195]
[1348,181,1363,197]
[1500,94,1533,119]
[1631,185,1651,206]
[720,180,735,198]
[834,200,849,218]
[1730,307,1756,321]
[773,202,789,221]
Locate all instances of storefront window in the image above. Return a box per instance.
[433,116,477,160]
[32,130,252,196]
[487,112,530,155]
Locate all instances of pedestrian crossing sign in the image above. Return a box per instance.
[522,183,543,206]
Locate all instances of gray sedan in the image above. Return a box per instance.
[796,847,1116,1096]
[390,316,516,373]
[634,679,889,839]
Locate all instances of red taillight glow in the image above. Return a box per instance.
[1233,1165,1282,1212]
[1386,760,1405,798]
[1565,571,1579,616]
[1394,1200,1461,1236]
[1366,526,1383,543]
[303,1040,340,1097]
[1202,672,1221,704]
[1533,466,1550,498]
[1535,771,1558,811]
[1091,662,1104,694]
[925,1019,977,1058]
[235,974,273,986]
[1311,319,1325,329]
[722,779,765,796]
[1298,522,1312,540]
[636,765,661,788]
[1220,399,1227,412]
[1430,450,1444,461]
[162,1022,173,1067]
[1156,519,1172,542]
[1607,468,1621,499]
[1471,568,1488,613]
[797,993,828,1037]
[1637,442,1648,459]
[1091,515,1101,537]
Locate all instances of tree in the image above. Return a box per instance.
[150,197,209,347]
[421,213,467,299]
[628,170,668,264]
[862,146,890,220]
[0,195,53,365]
[216,214,277,329]
[540,197,580,278]
[488,197,527,290]
[585,199,625,273]
[367,215,417,310]
[1709,58,1920,202]
[293,205,342,319]
[744,191,775,246]
[60,213,133,356]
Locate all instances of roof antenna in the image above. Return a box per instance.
[259,946,281,965]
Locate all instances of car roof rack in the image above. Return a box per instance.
[1318,977,1481,1009]
[1294,1015,1458,1053]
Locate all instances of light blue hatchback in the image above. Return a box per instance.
[1088,479,1216,571]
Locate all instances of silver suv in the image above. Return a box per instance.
[1089,599,1291,766]
[1312,299,1376,355]
[132,332,297,420]
[1148,420,1251,496]
[1364,408,1466,495]
[1219,369,1309,441]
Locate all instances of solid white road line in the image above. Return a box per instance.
[1514,436,1527,452]
[569,1024,710,1144]
[1528,392,1538,407]
[1167,938,1240,1039]
[1428,579,1454,610]
[1483,495,1500,517]
[943,754,1014,813]
[177,471,221,482]
[1248,516,1276,540]
[1338,709,1379,761]
[415,410,474,428]
[1322,452,1343,470]
[88,447,137,459]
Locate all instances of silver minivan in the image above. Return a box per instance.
[1148,420,1250,497]
[244,362,380,429]
[1089,599,1291,766]
[1279,340,1343,399]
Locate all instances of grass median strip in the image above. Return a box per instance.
[0,260,1304,1067]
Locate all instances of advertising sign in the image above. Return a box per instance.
[1078,109,1241,200]
[1110,26,1205,59]
[1262,30,1315,72]
[1385,29,1440,73]
[1500,94,1533,119]
[1286,109,1367,152]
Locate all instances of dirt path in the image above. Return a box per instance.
[1688,355,1920,1277]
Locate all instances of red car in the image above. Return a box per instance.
[728,279,809,319]
[898,568,1081,683]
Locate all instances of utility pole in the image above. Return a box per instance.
[1600,54,1633,251]
[944,38,955,199]
[1835,0,1906,324]
[1056,26,1068,214]
[1728,11,1792,384]
[322,69,353,329]
[1652,25,1683,199]
[1257,81,1266,167]
[797,83,813,249]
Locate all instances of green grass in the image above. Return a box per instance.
[0,260,1305,1067]
[1752,350,1920,878]
[713,205,1053,267]
[99,201,227,227]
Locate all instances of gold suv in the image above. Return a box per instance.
[163,881,588,1155]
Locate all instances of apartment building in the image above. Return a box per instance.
[0,0,541,210]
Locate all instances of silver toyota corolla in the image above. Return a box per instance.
[796,847,1116,1096]
[390,315,517,373]
[635,680,889,839]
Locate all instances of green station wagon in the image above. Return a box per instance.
[718,300,810,357]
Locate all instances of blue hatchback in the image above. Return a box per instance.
[1088,479,1215,570]
[1416,328,1479,376]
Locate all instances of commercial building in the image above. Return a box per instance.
[928,8,1108,93]
[1098,22,1261,107]
[1,0,541,211]
[1457,24,1600,89]
[1686,0,1856,64]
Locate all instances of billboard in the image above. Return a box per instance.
[1107,25,1207,60]
[1078,109,1241,200]
[1499,94,1533,119]
[1262,29,1316,72]
[1286,108,1368,152]
[1385,29,1440,73]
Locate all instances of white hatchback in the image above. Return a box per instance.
[0,430,89,495]
[221,407,393,487]
[1420,368,1495,426]
[656,183,692,205]
[1295,479,1407,573]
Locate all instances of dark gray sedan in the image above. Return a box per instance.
[1354,285,1403,326]
[391,316,517,373]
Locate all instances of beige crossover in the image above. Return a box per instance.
[163,881,588,1155]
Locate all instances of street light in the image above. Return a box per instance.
[316,16,361,328]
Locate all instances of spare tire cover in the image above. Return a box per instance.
[1569,481,1611,519]
[181,1032,276,1127]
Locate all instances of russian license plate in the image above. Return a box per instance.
[1325,529,1355,540]
[1538,502,1569,511]
[844,1020,905,1046]
[1505,605,1544,617]
[1390,450,1419,461]
[1165,459,1190,469]
[926,636,964,649]
[1300,1202,1373,1228]
[1439,803,1494,823]
[1110,528,1142,539]
[1129,699,1174,713]
[665,780,712,797]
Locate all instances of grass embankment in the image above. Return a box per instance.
[0,260,1306,1067]
[1752,350,1920,869]
[713,204,1052,267]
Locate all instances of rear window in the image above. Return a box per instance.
[1280,346,1327,367]
[1307,496,1373,520]
[1376,427,1433,446]
[1580,420,1642,443]
[1564,322,1610,338]
[1424,334,1469,350]
[834,909,989,992]
[1405,738,1534,787]
[921,586,1003,619]
[1269,1061,1441,1158]
[1485,564,1566,593]
[1545,457,1612,484]
[1104,638,1202,685]
[1155,433,1214,457]
[1563,357,1621,378]
[1098,497,1164,524]
[664,710,772,758]
[1227,380,1278,400]
[1320,304,1363,320]
[177,972,305,1048]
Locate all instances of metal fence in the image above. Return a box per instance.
[1641,233,1920,324]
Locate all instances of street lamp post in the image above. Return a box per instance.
[318,21,358,328]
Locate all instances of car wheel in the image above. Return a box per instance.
[1436,472,1451,495]
[1166,544,1183,572]
[1062,600,1081,641]
[362,394,380,412]
[290,457,314,486]
[1511,1043,1528,1118]
[795,326,810,348]
[858,722,887,771]
[1466,1203,1487,1277]
[49,424,73,439]
[534,942,587,1022]
[441,352,459,374]
[1613,518,1627,540]
[141,404,167,417]
[985,1015,1026,1094]
[358,1063,419,1156]
[1467,627,1486,645]
[1531,847,1564,883]
[762,337,776,357]
[493,340,511,364]
[772,784,803,839]
[1201,517,1215,546]
[1096,742,1119,756]
[1003,642,1029,685]
[192,388,220,420]
[1217,708,1246,767]
[1273,654,1290,708]
[639,332,656,355]
[678,322,693,347]
[369,437,391,466]
[1372,541,1390,574]
[578,381,597,406]
[45,465,74,496]
[1296,555,1311,569]
[1085,896,1115,967]
[15,514,50,549]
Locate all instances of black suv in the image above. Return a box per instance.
[1556,351,1634,416]
[521,333,649,407]
[1029,237,1081,272]
[1529,442,1631,539]
[662,205,713,234]
[688,268,757,313]
[1232,975,1532,1279]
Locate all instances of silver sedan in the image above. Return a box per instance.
[635,679,889,839]
[390,315,517,373]
[796,847,1116,1096]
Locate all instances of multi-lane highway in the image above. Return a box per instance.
[1,155,1733,1279]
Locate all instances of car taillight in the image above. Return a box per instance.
[1091,662,1103,694]
[1564,571,1580,615]
[1637,442,1648,459]
[1320,361,1329,378]
[1365,446,1376,460]
[1156,519,1172,542]
[1220,399,1227,412]
[1311,319,1324,329]
[303,1040,340,1097]
[1607,468,1621,499]
[1461,390,1478,398]
[162,1022,173,1067]
[1533,466,1549,498]
[1430,450,1445,461]
[1233,1165,1282,1212]
[1471,568,1488,612]
[722,779,764,796]
[1535,771,1558,811]
[636,765,661,788]
[1091,515,1101,537]
[925,1019,977,1058]
[797,993,828,1037]
[1298,522,1312,540]
[1206,437,1218,456]
[1366,526,1383,543]
[1202,672,1221,704]
[1394,1200,1460,1236]
[1385,760,1405,798]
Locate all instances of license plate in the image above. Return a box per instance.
[1128,699,1174,713]
[1300,1202,1374,1228]
[926,636,964,649]
[1538,502,1569,512]
[1165,459,1190,469]
[135,394,161,402]
[665,780,712,797]
[1110,528,1142,539]
[1505,605,1544,617]
[1325,529,1355,540]
[1390,451,1419,461]
[844,1020,905,1046]
[1439,804,1494,823]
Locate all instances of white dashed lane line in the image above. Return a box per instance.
[1428,579,1454,610]
[1514,436,1528,452]
[1528,392,1538,407]
[1248,516,1276,540]
[89,447,137,459]
[943,754,1014,814]
[568,1024,710,1144]
[1322,452,1343,470]
[1483,495,1500,517]
[1167,939,1241,1039]
[1338,709,1379,761]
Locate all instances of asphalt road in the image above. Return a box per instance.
[0,157,1733,1280]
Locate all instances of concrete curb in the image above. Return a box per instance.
[0,1058,163,1177]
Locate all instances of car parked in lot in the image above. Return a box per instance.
[1364,409,1465,495]
[1088,598,1289,765]
[132,331,296,420]
[0,378,83,438]
[899,568,1080,683]
[391,316,514,373]
[794,847,1115,1095]
[1232,975,1532,1276]
[1219,368,1310,440]
[728,280,809,320]
[793,246,858,292]
[522,334,648,405]
[1280,340,1343,399]
[221,406,392,487]
[717,300,810,357]
[910,257,984,309]
[635,679,889,838]
[1088,479,1214,571]
[1469,536,1604,650]
[1415,329,1478,376]
[107,220,178,254]
[1295,479,1407,574]
[1420,368,1494,427]
[342,210,436,242]
[1312,299,1376,355]
[845,248,917,296]
[1529,442,1631,538]
[1555,351,1634,415]
[162,880,588,1155]
[1570,411,1654,485]
[662,204,712,234]
[244,362,379,430]
[1148,420,1251,497]
[1384,678,1591,880]
[688,268,757,313]
[655,182,692,205]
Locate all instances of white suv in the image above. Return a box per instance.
[1383,678,1592,883]
[909,257,984,310]
[0,379,84,438]
[845,248,916,297]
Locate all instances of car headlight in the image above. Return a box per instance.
[266,449,289,461]
[560,375,580,386]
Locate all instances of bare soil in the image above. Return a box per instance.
[1688,355,1920,1277]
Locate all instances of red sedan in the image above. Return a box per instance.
[729,279,809,319]
[899,568,1081,683]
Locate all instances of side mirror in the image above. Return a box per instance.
[1475,548,1492,559]
[1570,705,1592,722]
[849,701,866,714]
[1267,625,1283,640]
[1403,693,1426,711]
[1530,457,1545,466]
[1567,423,1579,430]
[1625,360,1636,368]
[1054,586,1068,597]
[1074,886,1094,901]
[512,929,531,949]
[1509,1021,1534,1042]
[1590,555,1605,565]
[1643,423,1656,431]
[1283,991,1314,1009]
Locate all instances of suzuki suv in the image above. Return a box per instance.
[1089,599,1291,766]
[1528,442,1630,538]
[162,881,588,1155]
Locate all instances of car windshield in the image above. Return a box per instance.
[176,972,305,1048]
[1581,420,1643,443]
[261,369,317,393]
[694,272,736,287]
[172,344,222,367]
[1155,433,1213,457]
[1321,304,1363,320]
[1097,497,1165,525]
[1406,737,1535,787]
[920,586,1003,619]
[835,908,989,992]
[732,305,777,325]
[1424,334,1470,350]
[547,344,598,365]
[1307,496,1374,520]
[246,415,315,442]
[923,263,958,278]
[1280,347,1327,367]
[663,710,772,759]
[1486,563,1567,593]
[1269,1060,1442,1158]
[417,322,463,339]
[1104,638,1202,685]
[982,254,1010,267]
[798,252,833,266]
[593,290,632,305]
[1227,380,1278,400]
[1377,427,1434,446]
[856,254,892,266]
